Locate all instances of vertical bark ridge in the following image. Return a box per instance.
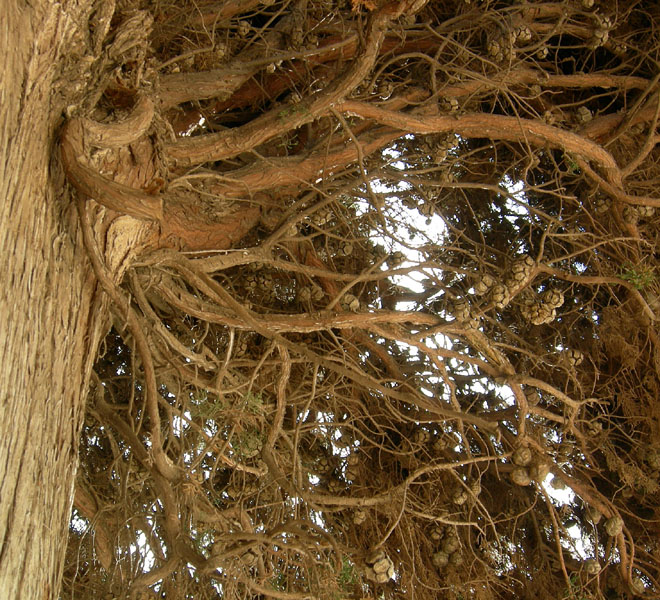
[0,2,99,598]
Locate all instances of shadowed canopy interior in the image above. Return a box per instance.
[61,1,660,599]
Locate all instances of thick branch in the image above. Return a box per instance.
[158,13,297,108]
[80,95,154,148]
[73,484,114,570]
[159,68,252,109]
[160,198,261,251]
[336,100,622,184]
[60,119,163,221]
[164,2,417,166]
[209,128,401,197]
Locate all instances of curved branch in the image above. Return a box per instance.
[158,12,298,109]
[160,198,262,252]
[335,100,622,184]
[159,67,253,109]
[435,68,649,104]
[73,484,114,571]
[60,114,261,249]
[81,95,154,148]
[208,128,401,198]
[78,200,178,482]
[165,1,421,166]
[60,119,163,221]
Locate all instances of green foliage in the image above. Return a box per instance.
[563,153,581,175]
[270,571,287,591]
[621,262,655,290]
[562,574,590,600]
[242,390,265,415]
[233,427,263,459]
[190,393,223,419]
[278,103,310,121]
[337,556,358,590]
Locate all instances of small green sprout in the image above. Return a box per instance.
[621,262,655,290]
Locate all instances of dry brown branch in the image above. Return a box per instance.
[165,2,417,166]
[60,120,164,221]
[335,100,622,183]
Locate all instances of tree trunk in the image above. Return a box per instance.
[0,2,99,597]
